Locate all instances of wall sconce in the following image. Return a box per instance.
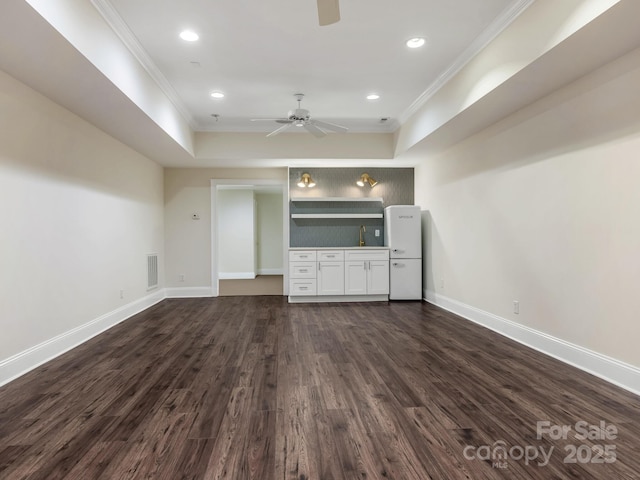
[356,173,378,188]
[297,173,316,188]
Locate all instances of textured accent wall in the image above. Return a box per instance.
[289,168,414,248]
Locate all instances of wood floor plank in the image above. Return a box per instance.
[1,297,639,479]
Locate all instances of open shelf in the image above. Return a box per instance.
[291,197,383,203]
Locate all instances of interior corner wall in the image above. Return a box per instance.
[164,168,288,290]
[0,69,164,371]
[256,192,284,274]
[414,46,640,369]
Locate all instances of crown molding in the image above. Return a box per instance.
[90,0,198,129]
[398,0,535,125]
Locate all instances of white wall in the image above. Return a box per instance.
[0,69,164,375]
[164,168,288,291]
[217,189,256,278]
[415,46,640,369]
[256,192,284,274]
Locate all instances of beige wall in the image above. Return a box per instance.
[164,168,287,289]
[256,192,284,274]
[0,69,164,363]
[414,47,640,368]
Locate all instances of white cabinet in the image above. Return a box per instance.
[344,261,367,295]
[367,260,390,295]
[289,250,317,296]
[318,261,345,295]
[289,248,388,302]
[317,250,345,295]
[344,250,389,296]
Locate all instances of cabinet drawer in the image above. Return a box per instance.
[289,279,317,296]
[289,262,316,278]
[345,249,389,261]
[318,250,344,261]
[289,250,317,262]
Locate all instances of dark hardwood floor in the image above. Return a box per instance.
[1,297,639,479]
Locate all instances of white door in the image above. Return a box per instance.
[367,260,390,295]
[389,258,422,300]
[344,261,367,295]
[317,261,345,295]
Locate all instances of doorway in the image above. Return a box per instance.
[211,179,288,297]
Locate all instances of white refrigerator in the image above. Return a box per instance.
[384,205,422,300]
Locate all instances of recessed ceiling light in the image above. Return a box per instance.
[180,30,199,42]
[210,92,225,99]
[406,37,426,49]
[367,94,380,100]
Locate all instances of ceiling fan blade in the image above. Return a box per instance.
[311,119,348,133]
[303,123,327,138]
[317,0,340,26]
[266,123,294,137]
[250,118,289,122]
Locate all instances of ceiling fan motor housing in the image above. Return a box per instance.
[288,108,311,122]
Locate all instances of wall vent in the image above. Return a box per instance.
[147,253,158,290]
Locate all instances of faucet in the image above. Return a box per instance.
[359,225,366,247]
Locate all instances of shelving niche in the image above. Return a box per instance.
[290,197,383,219]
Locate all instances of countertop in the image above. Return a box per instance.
[289,246,389,250]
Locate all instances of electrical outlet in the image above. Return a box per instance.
[179,274,185,282]
[120,289,124,299]
[513,300,519,314]
[440,278,444,289]
[375,229,380,237]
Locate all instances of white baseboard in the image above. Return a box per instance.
[0,290,165,387]
[424,290,640,397]
[165,286,214,298]
[257,268,284,275]
[218,272,256,280]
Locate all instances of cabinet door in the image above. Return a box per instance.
[367,260,389,295]
[344,261,367,295]
[317,261,345,295]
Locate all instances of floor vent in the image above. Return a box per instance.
[147,253,158,290]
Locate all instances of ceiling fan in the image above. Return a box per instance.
[251,94,348,138]
[316,0,340,26]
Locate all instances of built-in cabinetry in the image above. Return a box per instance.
[289,248,389,303]
[289,250,316,295]
[317,250,345,295]
[344,249,390,296]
